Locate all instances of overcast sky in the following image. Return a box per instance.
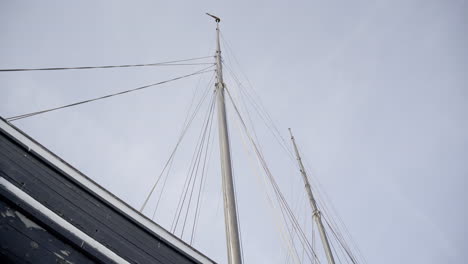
[1,0,467,263]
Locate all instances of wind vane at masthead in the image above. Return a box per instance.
[206,13,221,22]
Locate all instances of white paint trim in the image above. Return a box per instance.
[0,177,130,264]
[0,118,215,264]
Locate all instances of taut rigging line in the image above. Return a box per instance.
[0,56,214,72]
[225,87,322,264]
[6,66,215,122]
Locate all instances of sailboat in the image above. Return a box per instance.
[0,14,364,264]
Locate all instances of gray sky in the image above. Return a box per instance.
[1,0,467,263]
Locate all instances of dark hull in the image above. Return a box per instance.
[0,117,215,264]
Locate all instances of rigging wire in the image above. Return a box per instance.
[278,192,309,263]
[151,73,216,220]
[180,95,216,238]
[151,156,175,220]
[222,56,317,262]
[172,44,218,238]
[323,216,358,264]
[6,65,215,122]
[220,32,296,161]
[222,46,304,262]
[235,110,302,264]
[0,56,214,72]
[328,227,345,264]
[219,47,261,144]
[139,70,215,213]
[321,201,365,264]
[167,86,215,226]
[191,142,215,239]
[225,87,322,264]
[220,40,323,262]
[187,104,215,243]
[221,32,322,262]
[225,68,306,262]
[190,111,216,245]
[171,92,216,234]
[225,73,299,262]
[300,154,365,264]
[226,71,304,262]
[285,192,309,264]
[272,172,317,263]
[222,46,305,263]
[291,136,364,264]
[223,61,295,161]
[172,94,213,236]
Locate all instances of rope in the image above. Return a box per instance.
[139,72,215,213]
[171,92,216,234]
[151,73,216,220]
[190,106,216,244]
[324,216,358,264]
[226,87,321,263]
[220,32,296,161]
[7,66,215,122]
[0,56,214,72]
[222,60,296,164]
[234,106,302,264]
[222,58,318,261]
[169,88,214,230]
[302,157,365,264]
[180,96,216,237]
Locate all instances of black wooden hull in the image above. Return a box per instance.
[0,117,215,264]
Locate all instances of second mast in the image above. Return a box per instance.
[289,128,336,264]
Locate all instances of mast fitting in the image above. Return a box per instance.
[206,13,221,22]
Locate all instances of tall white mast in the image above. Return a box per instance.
[289,128,336,264]
[207,13,243,264]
